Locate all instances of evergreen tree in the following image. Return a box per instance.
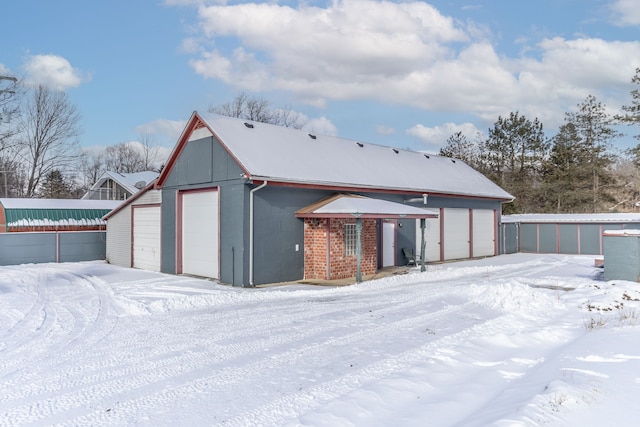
[565,95,619,212]
[39,169,72,199]
[439,131,481,169]
[617,67,640,140]
[541,123,593,212]
[481,112,548,214]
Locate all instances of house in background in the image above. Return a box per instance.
[82,171,159,201]
[105,112,513,286]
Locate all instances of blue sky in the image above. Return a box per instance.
[1,0,639,159]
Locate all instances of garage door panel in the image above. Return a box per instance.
[443,208,470,260]
[415,217,441,262]
[472,209,495,257]
[133,206,161,271]
[181,190,219,279]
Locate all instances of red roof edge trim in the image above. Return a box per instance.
[103,178,158,220]
[156,112,202,188]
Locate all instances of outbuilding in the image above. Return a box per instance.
[0,198,119,232]
[105,112,513,286]
[500,213,640,255]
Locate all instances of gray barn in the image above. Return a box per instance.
[105,112,513,286]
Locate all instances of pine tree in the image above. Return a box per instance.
[481,112,548,213]
[439,131,481,169]
[39,169,72,199]
[565,95,619,212]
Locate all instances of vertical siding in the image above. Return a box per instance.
[106,190,162,268]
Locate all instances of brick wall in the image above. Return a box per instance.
[303,218,378,280]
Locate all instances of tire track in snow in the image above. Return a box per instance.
[51,295,491,426]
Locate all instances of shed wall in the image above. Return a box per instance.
[0,231,106,265]
[106,190,161,268]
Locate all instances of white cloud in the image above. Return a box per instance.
[135,119,187,145]
[406,122,482,149]
[23,54,90,91]
[175,0,640,131]
[302,116,338,136]
[375,125,396,136]
[610,0,640,26]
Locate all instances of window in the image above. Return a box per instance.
[344,223,357,256]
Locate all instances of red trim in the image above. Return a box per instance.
[176,187,220,276]
[252,179,510,202]
[131,203,162,269]
[296,212,437,219]
[103,179,158,220]
[156,113,252,189]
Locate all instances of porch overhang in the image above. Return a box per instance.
[295,193,438,219]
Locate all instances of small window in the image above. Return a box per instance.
[344,223,357,256]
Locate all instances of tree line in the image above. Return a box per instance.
[2,69,640,210]
[439,68,640,214]
[0,81,162,199]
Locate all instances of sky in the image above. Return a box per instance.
[1,0,640,159]
[2,253,640,425]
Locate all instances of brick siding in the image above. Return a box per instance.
[303,218,378,280]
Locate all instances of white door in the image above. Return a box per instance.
[181,190,219,278]
[132,206,161,271]
[443,208,470,260]
[415,217,441,262]
[382,221,395,267]
[472,209,496,257]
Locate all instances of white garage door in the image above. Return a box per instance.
[181,190,219,279]
[415,217,441,262]
[133,206,161,271]
[472,209,496,257]
[443,208,470,260]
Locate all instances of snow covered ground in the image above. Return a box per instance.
[1,253,640,426]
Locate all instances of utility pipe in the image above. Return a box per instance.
[249,180,267,286]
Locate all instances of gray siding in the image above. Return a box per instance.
[579,224,601,255]
[558,224,579,254]
[603,235,640,282]
[106,189,162,268]
[0,231,106,265]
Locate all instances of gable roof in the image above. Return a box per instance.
[82,171,159,200]
[296,194,439,219]
[157,112,513,201]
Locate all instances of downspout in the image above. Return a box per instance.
[249,180,268,286]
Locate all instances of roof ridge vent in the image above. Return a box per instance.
[244,122,254,128]
[392,148,399,154]
[356,142,364,147]
[424,154,430,159]
[308,133,317,139]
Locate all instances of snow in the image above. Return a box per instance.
[502,213,640,223]
[2,253,640,426]
[195,113,514,201]
[603,229,640,236]
[299,194,438,217]
[0,198,121,210]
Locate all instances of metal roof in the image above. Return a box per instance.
[0,199,120,230]
[296,194,439,219]
[158,112,514,201]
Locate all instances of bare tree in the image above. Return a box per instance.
[104,142,146,173]
[16,85,81,197]
[210,92,305,129]
[0,75,23,150]
[138,132,161,171]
